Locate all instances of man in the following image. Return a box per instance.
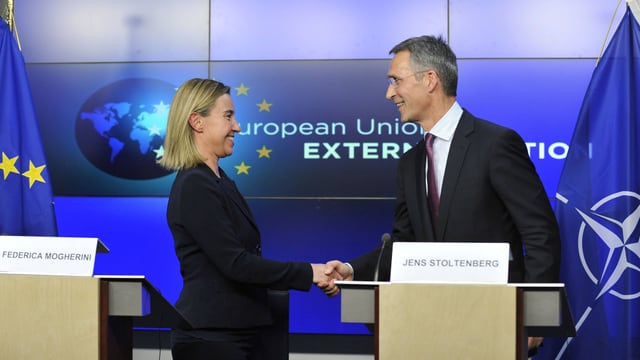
[323,35,561,352]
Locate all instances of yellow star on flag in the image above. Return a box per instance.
[257,99,272,112]
[0,152,20,180]
[235,83,250,96]
[234,161,251,175]
[22,160,46,188]
[256,145,272,159]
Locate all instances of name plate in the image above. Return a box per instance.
[0,236,100,276]
[390,242,509,284]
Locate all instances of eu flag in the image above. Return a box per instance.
[0,20,57,236]
[538,4,640,360]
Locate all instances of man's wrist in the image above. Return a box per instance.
[344,262,354,278]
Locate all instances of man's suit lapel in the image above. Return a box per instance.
[438,112,474,239]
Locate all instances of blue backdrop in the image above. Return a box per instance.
[14,0,626,336]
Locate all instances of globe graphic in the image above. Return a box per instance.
[75,78,176,180]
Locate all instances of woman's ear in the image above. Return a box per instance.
[188,112,204,132]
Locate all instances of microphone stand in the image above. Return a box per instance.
[373,233,391,282]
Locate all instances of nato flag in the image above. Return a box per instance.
[0,20,57,236]
[538,4,640,360]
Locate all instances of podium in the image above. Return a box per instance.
[0,236,190,359]
[0,274,188,360]
[338,282,575,360]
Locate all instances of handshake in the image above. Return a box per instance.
[310,261,354,297]
[309,234,390,296]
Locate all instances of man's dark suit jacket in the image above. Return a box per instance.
[167,164,312,329]
[351,110,561,283]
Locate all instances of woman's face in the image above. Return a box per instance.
[200,93,241,159]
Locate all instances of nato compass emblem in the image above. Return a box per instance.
[559,191,640,300]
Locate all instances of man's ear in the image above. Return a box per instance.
[424,70,439,92]
[188,112,204,132]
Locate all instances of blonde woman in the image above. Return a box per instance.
[160,78,336,360]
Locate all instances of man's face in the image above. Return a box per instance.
[385,50,430,123]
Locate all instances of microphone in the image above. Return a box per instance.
[373,233,392,282]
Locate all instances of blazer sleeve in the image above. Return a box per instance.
[172,170,313,291]
[350,146,421,281]
[489,129,561,282]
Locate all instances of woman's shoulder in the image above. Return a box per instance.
[173,164,220,188]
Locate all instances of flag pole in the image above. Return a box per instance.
[6,0,12,32]
[595,1,640,67]
[4,0,20,50]
[629,0,640,22]
[0,0,6,25]
[597,0,625,66]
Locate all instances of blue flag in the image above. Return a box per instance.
[0,20,57,236]
[537,5,640,360]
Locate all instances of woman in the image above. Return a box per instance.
[159,78,335,359]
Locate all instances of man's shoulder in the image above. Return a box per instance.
[461,110,518,136]
[398,139,423,161]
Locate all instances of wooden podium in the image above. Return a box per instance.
[338,282,575,360]
[0,274,187,360]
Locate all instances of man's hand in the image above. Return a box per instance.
[324,260,354,281]
[528,336,543,351]
[313,260,354,297]
[311,263,342,297]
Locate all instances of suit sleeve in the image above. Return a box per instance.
[349,154,414,281]
[489,129,561,282]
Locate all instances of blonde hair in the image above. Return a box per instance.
[158,78,231,170]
